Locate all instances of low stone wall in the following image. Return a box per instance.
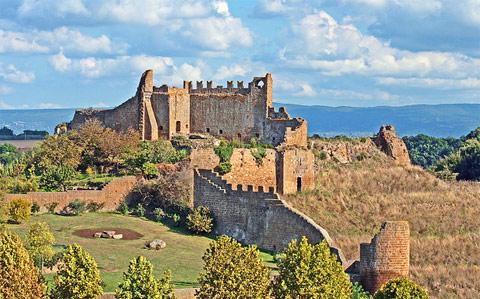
[4,176,138,213]
[194,169,345,263]
[359,221,410,293]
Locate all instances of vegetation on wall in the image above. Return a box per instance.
[214,138,270,174]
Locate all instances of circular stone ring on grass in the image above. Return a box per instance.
[73,228,143,240]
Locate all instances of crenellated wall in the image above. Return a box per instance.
[194,169,345,262]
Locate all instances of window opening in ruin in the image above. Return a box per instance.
[186,124,189,129]
[237,133,242,139]
[256,133,260,138]
[206,128,210,133]
[176,121,181,132]
[256,80,265,88]
[297,177,302,192]
[219,129,223,134]
[272,137,275,142]
[159,126,163,131]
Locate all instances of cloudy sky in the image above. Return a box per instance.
[0,0,479,109]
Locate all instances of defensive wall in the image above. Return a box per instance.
[4,176,137,213]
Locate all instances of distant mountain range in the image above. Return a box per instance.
[0,103,479,137]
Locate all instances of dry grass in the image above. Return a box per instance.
[284,156,480,298]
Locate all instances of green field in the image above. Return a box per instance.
[8,212,275,292]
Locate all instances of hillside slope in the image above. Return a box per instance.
[284,141,480,298]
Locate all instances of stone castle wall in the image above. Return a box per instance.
[359,221,410,293]
[194,169,345,262]
[277,148,315,194]
[5,176,137,213]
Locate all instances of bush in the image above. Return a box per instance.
[134,203,145,218]
[7,198,31,223]
[169,213,181,227]
[250,145,267,165]
[153,207,166,222]
[216,162,232,175]
[142,162,159,179]
[374,278,429,299]
[273,237,352,298]
[214,141,234,163]
[115,256,174,299]
[0,228,47,298]
[52,244,103,299]
[39,165,77,191]
[65,199,87,216]
[26,222,55,271]
[31,202,40,214]
[118,201,129,215]
[196,236,271,299]
[352,282,372,299]
[47,202,59,214]
[187,206,213,234]
[86,202,104,212]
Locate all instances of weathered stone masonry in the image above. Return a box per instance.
[69,70,308,147]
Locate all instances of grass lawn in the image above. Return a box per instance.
[8,212,275,292]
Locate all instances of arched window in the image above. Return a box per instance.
[176,121,181,132]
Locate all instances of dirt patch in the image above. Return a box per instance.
[73,228,143,240]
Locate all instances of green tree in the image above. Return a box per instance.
[115,256,175,299]
[186,206,213,234]
[52,243,103,299]
[273,237,351,299]
[39,165,77,191]
[7,198,31,223]
[454,139,480,180]
[33,134,82,174]
[0,143,19,166]
[26,222,55,272]
[0,228,46,298]
[196,235,271,299]
[374,278,429,299]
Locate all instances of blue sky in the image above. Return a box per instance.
[0,0,479,109]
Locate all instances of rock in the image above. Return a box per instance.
[93,232,102,238]
[112,234,123,240]
[146,239,167,250]
[374,125,411,166]
[101,231,116,238]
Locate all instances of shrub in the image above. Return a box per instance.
[196,236,271,299]
[187,206,213,234]
[153,207,166,222]
[31,202,40,214]
[39,165,77,191]
[7,198,31,223]
[134,203,145,218]
[352,282,372,299]
[374,278,429,299]
[86,202,104,212]
[169,213,181,227]
[250,145,267,165]
[65,199,87,216]
[214,141,234,163]
[26,222,55,271]
[115,256,174,299]
[317,150,328,160]
[52,244,103,299]
[142,162,159,179]
[216,162,232,175]
[46,202,58,214]
[0,228,47,298]
[356,152,368,161]
[118,201,129,215]
[273,237,351,299]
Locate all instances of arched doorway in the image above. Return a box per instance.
[176,121,181,133]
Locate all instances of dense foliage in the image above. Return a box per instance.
[26,222,55,271]
[196,236,272,299]
[52,243,103,299]
[403,134,461,168]
[374,278,429,299]
[0,228,46,298]
[273,237,352,299]
[6,198,31,223]
[186,206,213,234]
[115,256,175,299]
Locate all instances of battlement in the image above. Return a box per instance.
[268,106,290,119]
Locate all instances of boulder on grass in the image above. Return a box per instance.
[93,232,102,238]
[145,239,166,250]
[112,234,123,240]
[101,231,116,238]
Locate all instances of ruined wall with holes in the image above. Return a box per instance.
[194,169,345,260]
[4,176,137,213]
[359,221,410,294]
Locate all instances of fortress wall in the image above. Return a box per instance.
[4,176,137,213]
[189,90,267,142]
[151,93,170,139]
[264,118,307,147]
[277,148,315,194]
[168,89,190,138]
[69,96,140,132]
[194,169,345,260]
[359,221,410,294]
[222,148,276,191]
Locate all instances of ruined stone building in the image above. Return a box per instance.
[69,70,308,147]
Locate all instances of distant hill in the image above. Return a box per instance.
[0,104,479,137]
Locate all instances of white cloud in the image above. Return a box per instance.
[0,63,35,83]
[18,0,89,18]
[49,51,72,72]
[281,11,480,79]
[295,83,316,97]
[213,64,248,80]
[0,100,13,109]
[0,85,11,94]
[0,30,49,53]
[212,0,230,17]
[38,102,64,109]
